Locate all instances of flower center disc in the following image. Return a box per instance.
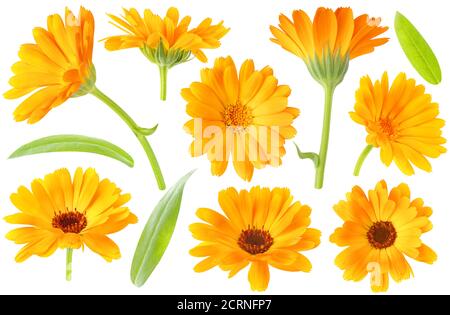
[224,102,253,130]
[238,227,273,255]
[52,211,87,234]
[367,221,397,249]
[378,118,397,138]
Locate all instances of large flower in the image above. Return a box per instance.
[351,72,446,175]
[270,7,388,85]
[190,186,321,291]
[330,180,436,292]
[4,7,95,124]
[5,168,137,279]
[104,7,229,100]
[183,56,299,181]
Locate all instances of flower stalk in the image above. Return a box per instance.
[353,145,374,176]
[66,248,73,282]
[90,86,166,190]
[159,65,168,101]
[314,84,336,189]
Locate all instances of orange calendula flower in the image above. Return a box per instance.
[351,72,446,176]
[330,180,436,292]
[104,7,229,100]
[4,7,95,124]
[5,168,137,281]
[190,187,321,291]
[3,7,166,190]
[183,56,299,181]
[270,7,388,189]
[270,7,388,85]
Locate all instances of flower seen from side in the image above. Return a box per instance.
[104,7,229,100]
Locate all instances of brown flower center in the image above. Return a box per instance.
[238,227,273,255]
[224,101,253,130]
[378,118,397,138]
[52,210,87,234]
[367,221,397,249]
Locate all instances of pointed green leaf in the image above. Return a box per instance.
[135,124,158,136]
[294,143,319,168]
[395,12,442,84]
[9,135,134,167]
[131,170,196,287]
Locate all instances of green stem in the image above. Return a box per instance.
[353,145,373,176]
[90,86,166,190]
[314,84,336,189]
[66,248,73,281]
[159,65,168,101]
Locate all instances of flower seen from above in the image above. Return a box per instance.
[351,72,446,176]
[190,186,321,291]
[183,56,299,182]
[104,7,229,100]
[4,7,95,124]
[330,180,436,292]
[5,167,137,280]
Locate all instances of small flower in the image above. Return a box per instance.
[190,186,321,291]
[330,180,436,292]
[270,7,388,86]
[104,7,229,100]
[4,7,96,124]
[5,167,137,280]
[183,56,299,181]
[351,72,446,176]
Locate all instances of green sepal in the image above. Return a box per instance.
[140,41,192,69]
[306,49,349,88]
[71,66,97,98]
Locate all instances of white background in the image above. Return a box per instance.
[0,0,448,295]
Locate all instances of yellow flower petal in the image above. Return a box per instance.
[248,261,270,291]
[82,233,121,262]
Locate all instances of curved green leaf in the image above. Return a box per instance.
[9,135,134,167]
[395,12,442,84]
[294,143,319,168]
[131,170,195,287]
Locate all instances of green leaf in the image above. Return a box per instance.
[131,170,196,287]
[395,12,442,84]
[294,143,319,168]
[9,135,134,167]
[135,124,158,136]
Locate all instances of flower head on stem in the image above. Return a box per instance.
[104,7,229,101]
[4,6,166,190]
[4,168,137,281]
[270,7,389,188]
[351,72,446,176]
